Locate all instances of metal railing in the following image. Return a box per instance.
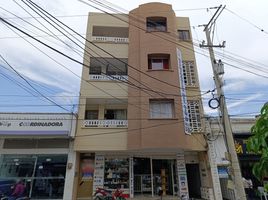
[89,74,128,81]
[92,36,129,43]
[84,120,128,128]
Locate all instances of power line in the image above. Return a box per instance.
[0,55,71,113]
[26,0,211,92]
[0,7,209,103]
[7,2,208,100]
[226,8,268,35]
[80,0,268,80]
[1,7,208,20]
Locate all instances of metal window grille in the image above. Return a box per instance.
[187,100,202,132]
[182,61,197,86]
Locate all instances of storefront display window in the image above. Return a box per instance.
[0,154,67,199]
[104,158,129,190]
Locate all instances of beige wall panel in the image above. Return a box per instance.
[74,128,127,151]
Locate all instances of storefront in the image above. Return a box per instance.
[76,151,211,199]
[0,113,76,200]
[234,135,262,198]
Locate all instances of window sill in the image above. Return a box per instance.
[178,39,192,42]
[146,30,170,33]
[185,85,199,88]
[147,69,174,72]
[148,118,178,120]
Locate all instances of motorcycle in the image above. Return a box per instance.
[93,188,126,200]
[112,188,126,200]
[93,188,112,200]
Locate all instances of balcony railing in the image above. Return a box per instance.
[92,36,129,43]
[89,74,128,81]
[84,120,128,128]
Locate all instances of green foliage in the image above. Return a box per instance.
[246,103,268,181]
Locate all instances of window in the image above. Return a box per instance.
[90,58,128,76]
[0,154,67,199]
[187,100,202,132]
[89,66,102,75]
[182,61,196,86]
[104,158,129,190]
[148,54,170,70]
[85,110,98,120]
[106,64,127,76]
[149,99,174,119]
[178,30,190,41]
[146,17,167,32]
[104,109,127,120]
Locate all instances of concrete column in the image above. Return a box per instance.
[63,141,77,200]
[0,139,4,149]
[99,104,105,119]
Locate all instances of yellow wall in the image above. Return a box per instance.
[74,128,128,151]
[76,13,129,152]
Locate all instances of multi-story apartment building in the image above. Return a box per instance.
[73,3,215,200]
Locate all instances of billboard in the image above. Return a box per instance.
[0,113,76,136]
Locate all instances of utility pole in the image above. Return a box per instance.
[200,5,246,200]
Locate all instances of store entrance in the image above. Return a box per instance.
[133,157,175,197]
[77,154,95,199]
[133,157,152,195]
[152,159,175,196]
[186,164,201,199]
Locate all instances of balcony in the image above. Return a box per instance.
[92,26,129,43]
[84,119,128,128]
[89,74,128,81]
[92,36,129,43]
[89,57,128,81]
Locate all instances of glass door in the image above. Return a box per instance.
[133,157,152,195]
[152,159,176,196]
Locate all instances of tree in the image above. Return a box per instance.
[247,103,268,191]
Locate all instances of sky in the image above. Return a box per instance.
[0,0,267,117]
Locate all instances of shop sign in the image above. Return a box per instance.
[177,48,191,135]
[93,155,105,192]
[176,153,189,199]
[235,138,252,155]
[0,113,74,136]
[129,157,134,198]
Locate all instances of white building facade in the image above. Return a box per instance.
[0,113,76,200]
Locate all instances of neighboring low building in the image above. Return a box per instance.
[0,113,76,200]
[209,117,259,200]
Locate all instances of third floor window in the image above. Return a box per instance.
[148,54,170,70]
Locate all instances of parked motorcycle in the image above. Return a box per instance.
[94,188,112,200]
[112,188,126,200]
[93,188,126,200]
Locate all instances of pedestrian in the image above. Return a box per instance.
[8,180,26,200]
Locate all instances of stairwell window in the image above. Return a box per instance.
[182,61,196,86]
[149,99,174,119]
[178,30,190,41]
[146,17,167,32]
[148,54,170,70]
[187,100,202,132]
